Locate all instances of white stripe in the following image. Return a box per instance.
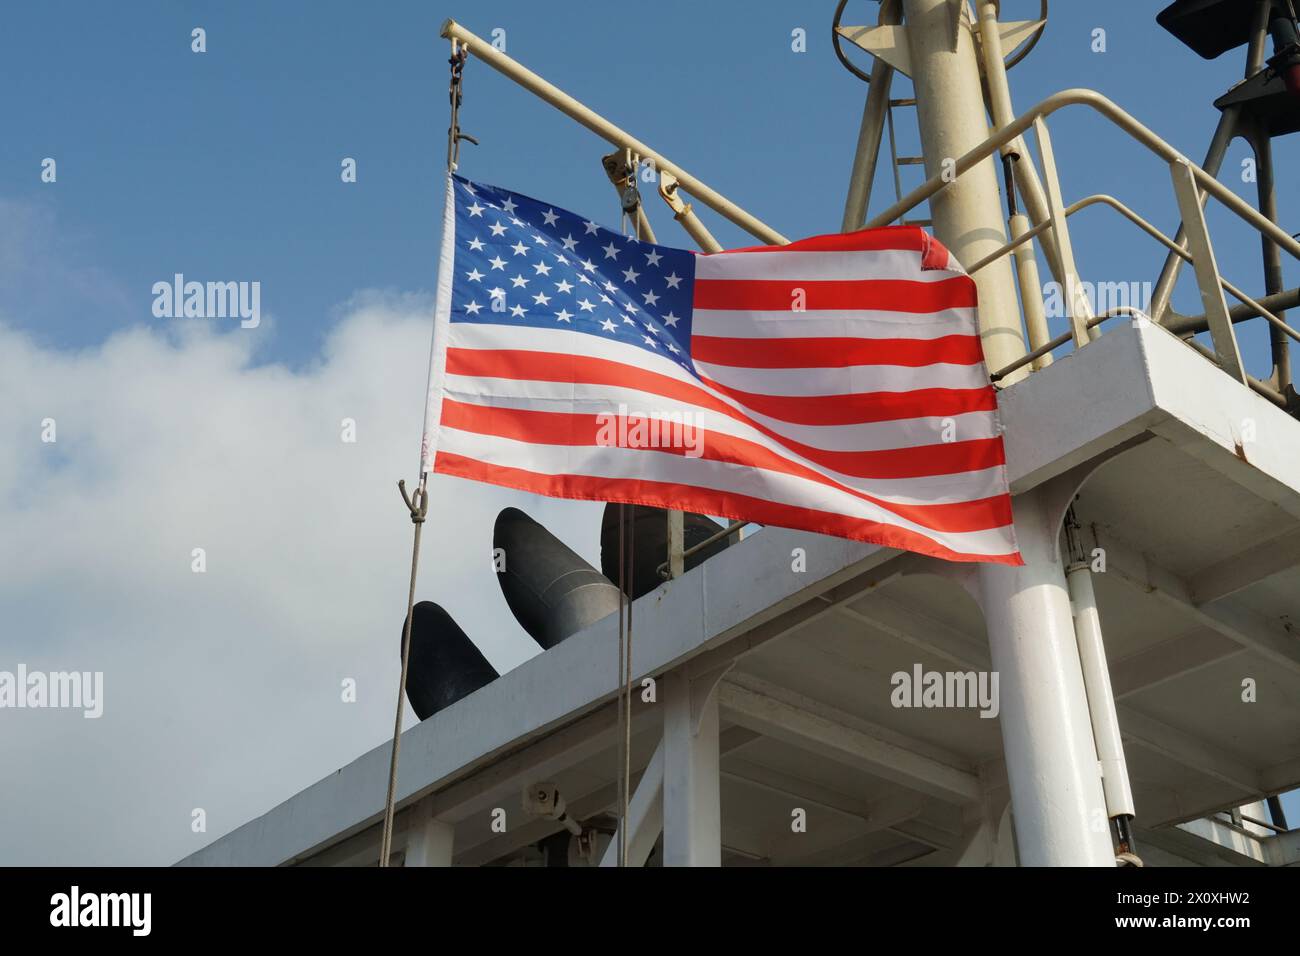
[696,248,947,282]
[691,307,978,340]
[444,371,1000,452]
[693,359,987,395]
[437,428,1016,556]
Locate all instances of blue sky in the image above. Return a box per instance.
[2,1,1295,371]
[2,1,1297,858]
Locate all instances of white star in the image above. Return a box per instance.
[467,202,485,217]
[623,301,639,314]
[600,319,617,333]
[577,273,593,285]
[489,221,507,237]
[532,291,551,305]
[509,217,526,228]
[533,261,552,276]
[603,280,619,294]
[464,300,483,314]
[622,266,640,284]
[488,287,505,302]
[555,279,574,294]
[462,182,477,195]
[511,241,529,256]
[642,336,658,347]
[555,309,574,323]
[488,255,507,270]
[582,219,600,235]
[542,208,559,226]
[623,316,636,326]
[642,290,660,306]
[580,258,597,273]
[599,293,613,305]
[644,249,662,267]
[643,322,659,335]
[465,268,484,283]
[663,311,680,327]
[666,341,679,354]
[468,237,485,251]
[664,272,682,289]
[530,233,548,246]
[602,242,621,260]
[577,298,597,312]
[510,274,529,288]
[561,234,579,251]
[501,197,517,214]
[509,304,527,318]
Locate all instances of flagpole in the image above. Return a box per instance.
[377,38,471,868]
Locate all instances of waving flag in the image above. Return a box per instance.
[421,174,1021,565]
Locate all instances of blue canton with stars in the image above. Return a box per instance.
[449,175,696,370]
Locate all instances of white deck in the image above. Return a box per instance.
[180,319,1300,867]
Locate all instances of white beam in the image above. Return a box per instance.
[1095,527,1300,675]
[718,674,981,805]
[1187,529,1300,604]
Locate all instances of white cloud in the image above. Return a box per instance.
[0,298,602,865]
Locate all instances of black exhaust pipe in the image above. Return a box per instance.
[401,601,499,720]
[600,504,736,601]
[494,507,623,650]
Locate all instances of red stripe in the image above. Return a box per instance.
[691,333,984,369]
[698,373,996,426]
[693,275,976,312]
[447,347,992,427]
[441,400,1011,533]
[433,451,1022,565]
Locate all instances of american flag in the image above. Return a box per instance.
[421,174,1021,565]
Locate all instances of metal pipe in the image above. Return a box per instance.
[1066,562,1136,826]
[975,0,1067,286]
[840,0,900,231]
[1147,106,1239,323]
[656,520,746,578]
[1250,125,1291,390]
[440,20,787,246]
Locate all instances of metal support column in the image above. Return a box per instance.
[974,487,1115,866]
[662,668,722,866]
[901,0,1026,378]
[404,798,455,867]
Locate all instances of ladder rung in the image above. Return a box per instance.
[896,157,926,165]
[889,98,917,107]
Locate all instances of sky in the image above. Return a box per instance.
[0,1,1296,864]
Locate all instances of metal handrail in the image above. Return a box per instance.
[865,88,1300,264]
[978,192,1300,347]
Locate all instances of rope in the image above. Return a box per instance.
[615,161,646,867]
[376,41,470,868]
[378,476,429,866]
